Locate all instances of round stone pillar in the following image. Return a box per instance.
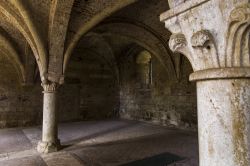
[190,68,250,166]
[37,82,61,153]
[160,1,250,165]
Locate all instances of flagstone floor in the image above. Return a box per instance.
[0,120,198,166]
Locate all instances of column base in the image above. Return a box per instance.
[37,140,61,154]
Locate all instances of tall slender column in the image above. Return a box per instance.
[161,1,250,165]
[37,82,61,153]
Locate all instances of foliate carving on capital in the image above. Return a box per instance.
[191,29,220,70]
[226,4,250,67]
[191,30,213,47]
[229,4,250,23]
[169,33,187,52]
[169,33,194,69]
[41,82,59,93]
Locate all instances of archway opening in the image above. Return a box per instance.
[59,0,198,165]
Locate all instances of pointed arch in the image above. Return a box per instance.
[63,0,138,73]
[0,0,47,81]
[78,20,176,80]
[0,32,25,83]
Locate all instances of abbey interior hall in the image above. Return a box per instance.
[0,0,249,166]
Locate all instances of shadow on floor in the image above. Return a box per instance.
[120,152,183,166]
[62,121,139,148]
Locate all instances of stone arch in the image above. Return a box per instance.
[93,21,177,80]
[0,33,25,83]
[0,51,23,93]
[63,32,120,121]
[67,32,120,82]
[63,0,139,73]
[0,1,47,80]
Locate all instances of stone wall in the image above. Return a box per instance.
[0,51,119,128]
[0,85,43,128]
[119,53,197,129]
[0,46,196,129]
[60,48,119,122]
[0,54,43,128]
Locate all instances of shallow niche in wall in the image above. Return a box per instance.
[135,50,152,90]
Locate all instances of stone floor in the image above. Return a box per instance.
[0,120,198,166]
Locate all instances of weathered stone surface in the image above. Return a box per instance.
[119,48,196,128]
[0,156,46,166]
[37,140,60,154]
[42,152,83,166]
[197,79,250,166]
[161,0,250,165]
[38,82,61,154]
[0,129,32,154]
[0,120,198,166]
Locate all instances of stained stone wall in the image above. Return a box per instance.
[0,43,197,129]
[0,55,119,128]
[0,55,43,128]
[60,47,119,122]
[0,53,196,129]
[0,87,41,128]
[120,53,197,129]
[0,41,119,127]
[0,50,119,127]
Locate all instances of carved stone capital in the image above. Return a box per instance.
[163,1,250,71]
[190,67,250,82]
[191,30,213,47]
[226,3,250,67]
[41,82,59,93]
[190,29,219,69]
[169,33,187,52]
[229,4,250,22]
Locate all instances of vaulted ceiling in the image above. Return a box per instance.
[0,0,178,84]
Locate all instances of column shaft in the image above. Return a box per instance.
[37,82,60,153]
[197,79,250,166]
[160,1,250,165]
[42,92,58,143]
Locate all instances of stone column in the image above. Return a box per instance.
[192,69,250,166]
[37,82,61,153]
[161,1,250,166]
